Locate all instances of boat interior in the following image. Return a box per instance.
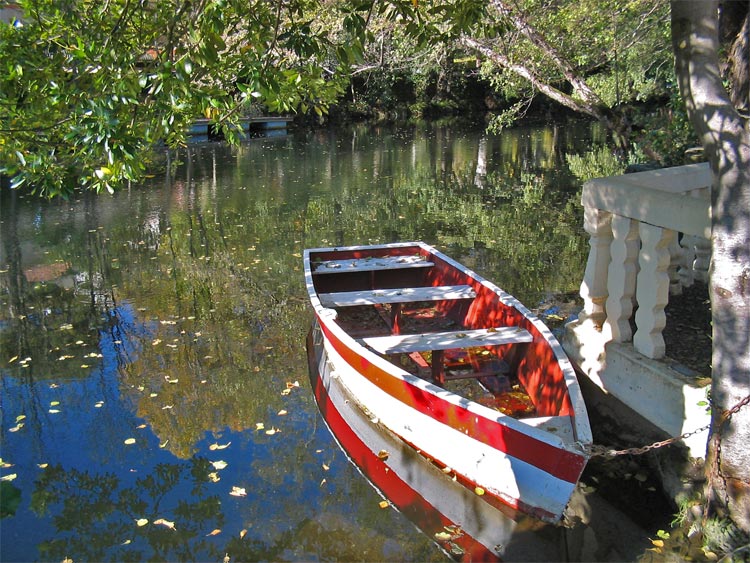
[310,249,576,425]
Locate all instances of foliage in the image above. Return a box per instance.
[0,0,359,197]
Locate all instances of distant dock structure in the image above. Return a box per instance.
[190,116,294,141]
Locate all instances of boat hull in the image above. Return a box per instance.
[307,324,567,561]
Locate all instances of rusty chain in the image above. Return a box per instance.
[585,393,750,459]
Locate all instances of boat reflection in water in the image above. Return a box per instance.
[307,324,568,562]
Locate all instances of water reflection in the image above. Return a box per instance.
[2,121,600,561]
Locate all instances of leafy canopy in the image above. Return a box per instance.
[0,0,362,197]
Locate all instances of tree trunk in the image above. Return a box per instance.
[672,0,750,535]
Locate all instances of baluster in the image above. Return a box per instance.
[679,234,697,288]
[603,215,639,342]
[668,230,683,295]
[579,207,612,329]
[693,236,711,283]
[633,225,676,359]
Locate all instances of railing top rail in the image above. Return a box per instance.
[582,163,711,238]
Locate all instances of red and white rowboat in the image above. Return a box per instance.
[304,241,592,523]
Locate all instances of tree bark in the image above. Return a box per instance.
[672,0,750,534]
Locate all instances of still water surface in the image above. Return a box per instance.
[2,121,650,561]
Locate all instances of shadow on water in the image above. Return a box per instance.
[1,121,669,561]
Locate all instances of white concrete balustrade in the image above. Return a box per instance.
[563,163,712,458]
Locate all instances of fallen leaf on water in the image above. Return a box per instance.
[48,409,61,414]
[15,414,26,423]
[207,529,221,536]
[255,423,265,431]
[124,438,136,445]
[161,405,173,410]
[38,463,48,469]
[159,440,169,449]
[94,401,104,408]
[229,486,247,497]
[154,518,176,530]
[0,460,12,469]
[137,424,147,429]
[320,478,327,486]
[8,355,18,364]
[280,389,291,396]
[265,427,279,436]
[135,518,149,527]
[62,557,73,563]
[121,539,132,545]
[209,442,231,451]
[208,472,220,483]
[0,474,17,482]
[152,339,162,346]
[9,424,23,432]
[223,554,230,563]
[50,401,60,406]
[211,460,228,470]
[240,529,247,539]
[277,409,287,416]
[322,464,329,471]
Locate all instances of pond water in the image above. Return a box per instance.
[1,121,662,561]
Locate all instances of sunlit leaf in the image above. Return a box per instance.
[434,531,452,541]
[0,460,12,469]
[211,460,228,470]
[277,409,288,416]
[229,486,247,497]
[378,500,389,509]
[154,518,176,530]
[159,440,169,449]
[265,427,279,435]
[322,464,329,471]
[207,529,222,536]
[162,405,173,410]
[280,389,291,396]
[152,339,162,346]
[9,425,22,432]
[137,424,147,429]
[8,356,18,364]
[135,518,149,527]
[50,401,60,406]
[208,472,220,482]
[38,463,48,469]
[209,442,231,451]
[62,557,74,563]
[48,409,61,414]
[0,474,17,482]
[121,539,132,545]
[94,401,104,408]
[124,438,136,445]
[474,486,485,496]
[255,423,265,431]
[240,529,247,539]
[651,539,664,548]
[320,478,326,486]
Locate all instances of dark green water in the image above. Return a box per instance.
[1,121,623,562]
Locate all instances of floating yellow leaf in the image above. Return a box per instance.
[154,518,176,530]
[209,442,231,451]
[15,414,26,423]
[280,389,291,396]
[0,460,12,469]
[207,529,222,536]
[378,500,389,509]
[474,486,485,496]
[94,401,104,408]
[8,355,18,363]
[62,557,74,563]
[208,472,220,483]
[239,529,247,539]
[9,424,22,432]
[50,401,60,406]
[211,460,228,470]
[121,539,132,545]
[48,409,61,414]
[152,339,162,346]
[277,409,288,416]
[124,438,136,445]
[0,474,17,482]
[159,440,169,449]
[136,424,147,429]
[320,478,327,486]
[135,518,149,527]
[229,486,247,497]
[265,427,279,436]
[322,464,329,471]
[255,423,265,431]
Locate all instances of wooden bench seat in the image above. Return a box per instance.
[318,285,476,307]
[361,327,532,354]
[361,327,533,384]
[312,255,434,274]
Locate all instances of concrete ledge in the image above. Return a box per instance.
[563,319,710,459]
